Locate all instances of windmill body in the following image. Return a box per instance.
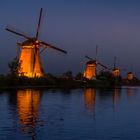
[18,40,43,77]
[127,72,134,80]
[84,60,97,80]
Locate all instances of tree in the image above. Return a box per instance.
[75,72,83,80]
[62,71,73,79]
[8,57,21,75]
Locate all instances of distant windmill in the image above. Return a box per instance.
[84,46,109,79]
[127,65,135,80]
[6,8,67,78]
[127,71,134,80]
[123,68,134,81]
[112,56,120,77]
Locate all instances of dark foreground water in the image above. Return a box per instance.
[0,87,140,140]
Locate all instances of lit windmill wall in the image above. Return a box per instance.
[18,43,44,78]
[84,60,97,79]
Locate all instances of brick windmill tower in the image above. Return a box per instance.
[6,8,67,78]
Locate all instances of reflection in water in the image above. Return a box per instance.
[112,87,137,110]
[83,87,136,113]
[112,88,120,110]
[1,87,140,139]
[84,88,96,116]
[17,89,41,137]
[126,87,134,97]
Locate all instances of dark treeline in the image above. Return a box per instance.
[0,70,139,89]
[0,58,139,89]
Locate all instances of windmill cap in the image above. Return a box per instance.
[21,38,36,46]
[127,72,133,74]
[112,67,119,71]
[86,60,96,64]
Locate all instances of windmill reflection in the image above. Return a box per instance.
[84,88,96,116]
[126,87,134,97]
[17,89,41,135]
[112,88,121,110]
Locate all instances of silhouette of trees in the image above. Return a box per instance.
[61,71,73,79]
[75,72,83,80]
[8,57,21,76]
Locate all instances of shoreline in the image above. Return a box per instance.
[0,84,137,90]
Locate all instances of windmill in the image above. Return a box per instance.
[84,55,109,80]
[123,68,134,81]
[6,8,67,78]
[83,56,97,79]
[83,45,111,80]
[127,71,134,80]
[112,56,120,77]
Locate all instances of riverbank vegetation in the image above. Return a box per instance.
[0,70,139,89]
[0,58,138,89]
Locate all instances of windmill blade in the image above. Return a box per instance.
[85,55,93,60]
[40,41,67,54]
[95,45,98,61]
[32,47,37,74]
[40,46,47,54]
[16,44,20,58]
[5,27,31,40]
[36,8,43,40]
[97,62,110,70]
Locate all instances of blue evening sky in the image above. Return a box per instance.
[0,0,140,77]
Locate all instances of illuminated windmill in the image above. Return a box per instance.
[112,57,120,77]
[6,8,67,78]
[123,68,134,81]
[126,65,134,80]
[83,55,109,80]
[127,72,134,80]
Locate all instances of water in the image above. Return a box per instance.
[0,87,140,140]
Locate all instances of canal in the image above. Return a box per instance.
[0,87,140,140]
